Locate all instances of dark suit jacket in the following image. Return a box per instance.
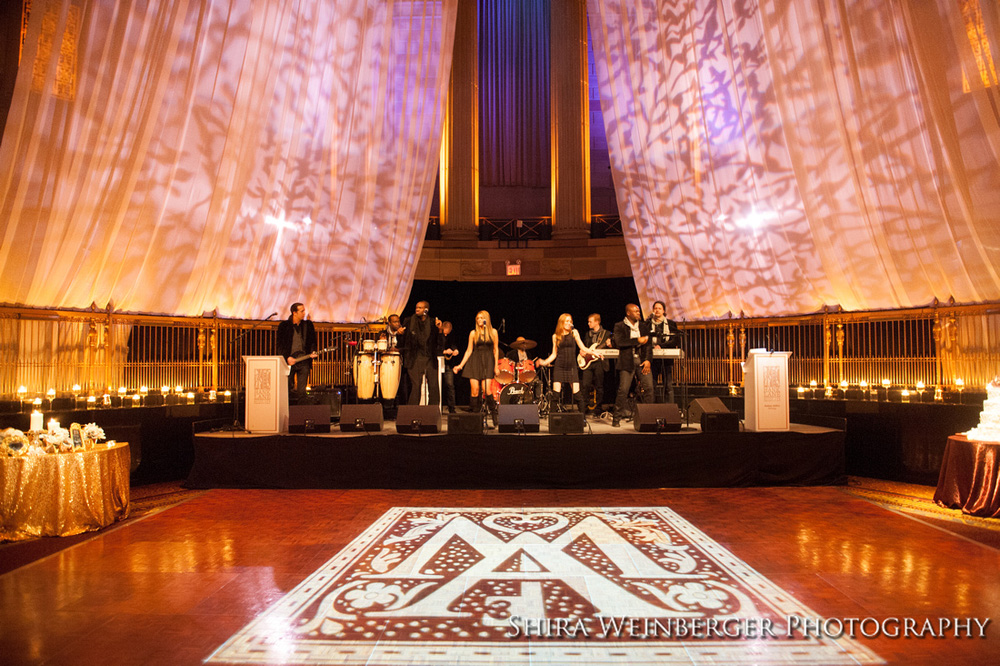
[612,319,651,373]
[402,315,443,368]
[276,318,317,366]
[649,316,681,367]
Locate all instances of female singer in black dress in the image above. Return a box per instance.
[538,313,590,414]
[453,310,500,415]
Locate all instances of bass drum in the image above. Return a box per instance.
[354,352,376,399]
[498,382,534,405]
[379,352,402,399]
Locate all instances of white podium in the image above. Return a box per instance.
[243,355,289,434]
[744,350,791,432]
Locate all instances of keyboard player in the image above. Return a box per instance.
[648,300,681,405]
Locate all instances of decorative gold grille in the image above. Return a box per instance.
[1,302,997,398]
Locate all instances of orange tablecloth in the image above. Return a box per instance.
[934,435,1000,519]
[1,442,130,541]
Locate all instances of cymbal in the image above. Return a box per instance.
[510,337,536,350]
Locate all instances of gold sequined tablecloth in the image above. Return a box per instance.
[1,442,130,541]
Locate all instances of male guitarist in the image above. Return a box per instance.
[277,302,317,404]
[579,314,612,415]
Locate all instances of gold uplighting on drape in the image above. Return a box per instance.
[1,0,458,323]
[588,0,1000,320]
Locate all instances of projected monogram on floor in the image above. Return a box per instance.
[210,507,881,665]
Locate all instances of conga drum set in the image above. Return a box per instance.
[351,337,401,400]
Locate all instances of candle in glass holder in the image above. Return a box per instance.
[186,391,195,403]
[175,385,183,394]
[901,389,911,403]
[209,390,217,401]
[139,386,149,396]
[223,390,232,402]
[87,396,97,406]
[916,381,925,401]
[72,384,81,396]
[809,380,818,398]
[934,386,943,401]
[797,386,806,399]
[118,386,127,397]
[160,385,170,395]
[859,380,869,400]
[132,394,141,404]
[839,380,849,399]
[30,410,43,431]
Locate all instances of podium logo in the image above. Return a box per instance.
[210,507,882,666]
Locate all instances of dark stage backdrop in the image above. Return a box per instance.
[400,277,640,356]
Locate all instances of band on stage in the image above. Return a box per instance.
[277,299,683,428]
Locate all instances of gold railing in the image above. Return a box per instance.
[676,300,1000,391]
[2,300,998,398]
[0,305,382,397]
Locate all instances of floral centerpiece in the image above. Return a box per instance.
[1,422,108,455]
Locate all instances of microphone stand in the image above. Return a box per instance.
[678,323,694,430]
[217,312,278,433]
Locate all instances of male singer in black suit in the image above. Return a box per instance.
[648,300,681,404]
[276,302,317,404]
[402,301,443,406]
[611,303,653,427]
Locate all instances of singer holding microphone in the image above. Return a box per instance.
[537,313,591,415]
[276,302,317,404]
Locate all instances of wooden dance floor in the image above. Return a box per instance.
[2,487,998,665]
[188,422,846,489]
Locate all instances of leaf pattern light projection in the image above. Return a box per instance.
[588,0,1000,319]
[0,0,458,322]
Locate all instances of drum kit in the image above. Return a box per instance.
[493,337,547,409]
[351,337,401,400]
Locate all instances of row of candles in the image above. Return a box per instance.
[794,379,968,401]
[15,384,232,411]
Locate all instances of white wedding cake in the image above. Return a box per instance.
[966,378,1000,443]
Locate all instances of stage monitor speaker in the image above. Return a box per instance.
[447,412,485,435]
[498,404,540,433]
[634,403,682,432]
[339,403,383,432]
[396,405,441,434]
[289,404,331,433]
[687,397,729,423]
[549,412,585,434]
[701,411,741,433]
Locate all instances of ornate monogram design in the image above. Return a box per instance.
[210,507,881,665]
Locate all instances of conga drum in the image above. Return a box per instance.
[379,352,402,399]
[362,339,376,353]
[354,352,376,399]
[376,338,389,352]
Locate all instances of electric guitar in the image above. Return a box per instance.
[577,331,611,370]
[287,346,336,369]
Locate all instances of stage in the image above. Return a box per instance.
[188,417,846,489]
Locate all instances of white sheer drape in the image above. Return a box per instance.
[0,0,457,322]
[589,0,1000,319]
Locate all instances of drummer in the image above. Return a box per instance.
[506,336,540,401]
[505,336,536,364]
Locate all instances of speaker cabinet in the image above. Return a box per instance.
[447,412,485,435]
[701,411,741,433]
[687,397,729,423]
[339,403,383,432]
[634,403,682,432]
[289,404,331,433]
[498,404,540,433]
[396,405,441,434]
[549,412,585,434]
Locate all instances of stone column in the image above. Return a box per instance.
[439,0,479,240]
[550,0,590,240]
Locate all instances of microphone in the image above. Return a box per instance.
[266,312,278,319]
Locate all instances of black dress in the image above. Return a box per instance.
[462,334,496,380]
[553,334,579,383]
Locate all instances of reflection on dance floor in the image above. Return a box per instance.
[210,507,882,665]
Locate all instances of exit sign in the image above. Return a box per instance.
[506,260,521,276]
